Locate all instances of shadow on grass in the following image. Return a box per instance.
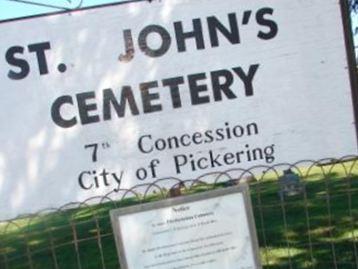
[0,170,357,269]
[252,171,358,269]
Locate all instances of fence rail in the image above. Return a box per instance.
[1,156,358,269]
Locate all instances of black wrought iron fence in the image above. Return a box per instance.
[0,156,357,269]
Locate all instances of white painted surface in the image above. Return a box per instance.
[117,193,257,269]
[0,0,356,219]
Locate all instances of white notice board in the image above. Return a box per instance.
[110,185,262,269]
[0,0,357,219]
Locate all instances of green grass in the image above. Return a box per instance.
[0,162,358,269]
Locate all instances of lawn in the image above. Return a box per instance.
[0,161,357,269]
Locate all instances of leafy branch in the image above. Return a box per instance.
[349,0,358,13]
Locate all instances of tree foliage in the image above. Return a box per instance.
[350,0,358,12]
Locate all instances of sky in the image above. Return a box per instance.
[0,0,122,20]
[352,12,358,58]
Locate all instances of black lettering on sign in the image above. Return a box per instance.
[140,81,162,113]
[6,41,51,80]
[28,42,51,75]
[103,87,139,120]
[138,25,172,57]
[162,77,185,109]
[51,95,77,129]
[174,19,205,52]
[211,69,236,101]
[50,64,260,128]
[119,29,135,62]
[6,46,30,80]
[188,73,210,105]
[256,8,278,40]
[117,9,278,61]
[207,13,240,47]
[76,92,100,125]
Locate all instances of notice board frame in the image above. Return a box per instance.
[110,184,262,269]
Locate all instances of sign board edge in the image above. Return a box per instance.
[340,0,358,148]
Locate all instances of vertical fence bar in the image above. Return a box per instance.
[346,168,358,269]
[3,255,8,269]
[0,227,9,269]
[301,168,315,268]
[279,194,293,269]
[323,172,338,269]
[94,216,106,269]
[1,250,9,269]
[70,221,83,269]
[23,224,34,269]
[44,217,60,269]
[254,178,270,266]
